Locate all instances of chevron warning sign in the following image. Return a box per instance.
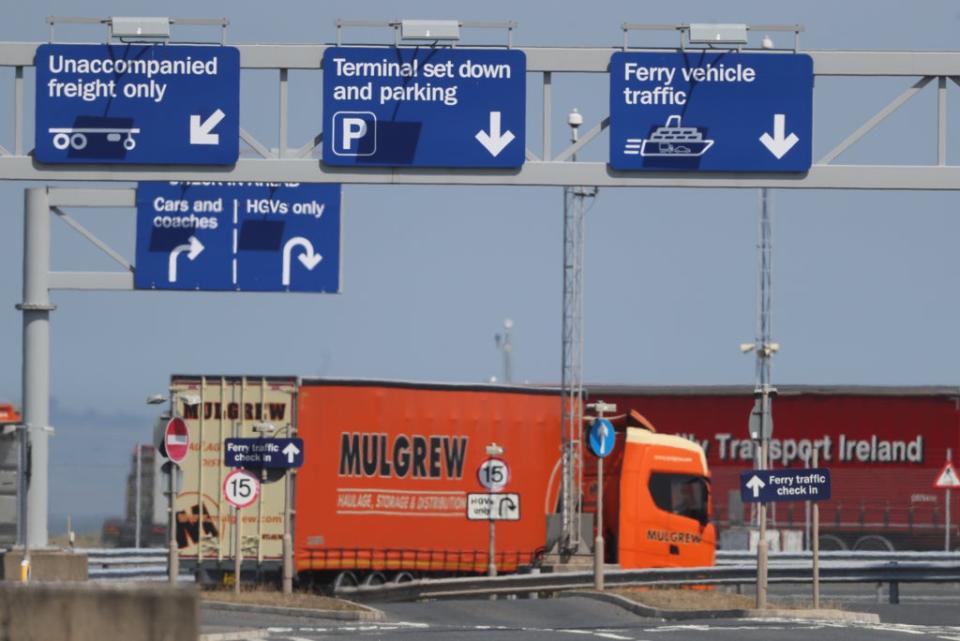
[933,461,960,489]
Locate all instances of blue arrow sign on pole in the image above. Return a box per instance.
[588,418,616,458]
[609,52,813,172]
[135,182,341,292]
[322,47,525,168]
[740,468,831,503]
[224,438,304,469]
[35,44,239,164]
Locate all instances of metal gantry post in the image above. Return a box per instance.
[20,187,53,552]
[559,109,596,556]
[754,187,776,608]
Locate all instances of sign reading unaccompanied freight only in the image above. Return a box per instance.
[35,44,239,164]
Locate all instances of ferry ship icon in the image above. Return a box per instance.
[625,115,715,158]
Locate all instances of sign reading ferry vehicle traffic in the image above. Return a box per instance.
[609,52,813,172]
[134,182,341,292]
[740,468,831,503]
[35,44,239,164]
[322,47,525,168]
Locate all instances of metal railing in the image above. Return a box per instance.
[335,560,960,603]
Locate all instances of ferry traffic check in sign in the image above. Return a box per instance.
[740,468,831,503]
[224,437,304,469]
[134,182,341,292]
[609,52,813,172]
[35,44,239,164]
[322,47,525,168]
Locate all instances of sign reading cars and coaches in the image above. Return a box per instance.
[322,47,525,168]
[609,51,813,172]
[135,182,341,292]
[35,44,239,164]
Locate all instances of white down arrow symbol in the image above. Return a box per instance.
[759,114,799,159]
[475,112,515,157]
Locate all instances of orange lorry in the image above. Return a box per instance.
[169,377,715,585]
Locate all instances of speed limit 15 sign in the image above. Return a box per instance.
[477,457,510,492]
[223,469,260,509]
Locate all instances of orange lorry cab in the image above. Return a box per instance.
[616,425,716,568]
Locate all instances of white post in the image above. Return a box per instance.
[167,464,178,584]
[134,445,142,549]
[282,468,293,594]
[947,448,953,552]
[812,449,820,608]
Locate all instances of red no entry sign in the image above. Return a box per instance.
[164,416,189,464]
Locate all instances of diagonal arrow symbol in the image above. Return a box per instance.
[759,114,799,159]
[190,109,226,145]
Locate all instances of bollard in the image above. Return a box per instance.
[19,558,30,583]
[888,581,900,605]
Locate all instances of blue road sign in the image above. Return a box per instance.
[609,52,813,172]
[740,468,831,503]
[588,418,616,458]
[322,47,525,168]
[224,438,304,469]
[135,182,341,292]
[35,44,239,164]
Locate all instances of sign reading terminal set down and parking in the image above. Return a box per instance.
[135,182,341,292]
[35,44,239,164]
[322,47,525,168]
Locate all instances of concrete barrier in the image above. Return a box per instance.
[0,583,197,641]
[2,549,88,581]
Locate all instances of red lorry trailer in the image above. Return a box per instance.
[293,379,715,587]
[587,385,960,551]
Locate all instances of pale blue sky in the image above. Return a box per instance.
[2,0,959,523]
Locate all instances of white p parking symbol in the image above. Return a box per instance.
[332,111,376,156]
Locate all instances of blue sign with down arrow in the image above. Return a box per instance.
[609,51,813,172]
[322,47,525,168]
[134,182,341,292]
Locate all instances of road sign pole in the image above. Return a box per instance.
[595,455,604,591]
[282,468,293,595]
[234,505,242,594]
[167,464,178,584]
[21,187,52,553]
[947,448,953,552]
[756,438,769,609]
[488,517,497,578]
[135,445,142,549]
[811,449,821,608]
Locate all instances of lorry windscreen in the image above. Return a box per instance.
[648,472,710,525]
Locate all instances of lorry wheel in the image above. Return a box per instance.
[332,571,358,593]
[393,571,415,584]
[362,572,386,586]
[853,535,894,552]
[818,535,848,551]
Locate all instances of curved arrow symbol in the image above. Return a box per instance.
[282,237,322,286]
[168,235,204,283]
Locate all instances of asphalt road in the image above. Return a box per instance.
[201,590,960,641]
